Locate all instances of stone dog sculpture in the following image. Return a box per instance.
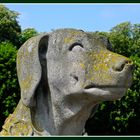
[0,29,133,136]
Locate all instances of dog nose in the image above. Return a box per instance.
[113,59,133,72]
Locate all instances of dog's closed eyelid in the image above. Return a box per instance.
[69,43,84,51]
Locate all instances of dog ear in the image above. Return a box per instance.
[17,34,49,107]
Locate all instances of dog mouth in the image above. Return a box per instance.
[83,84,129,99]
[84,84,130,90]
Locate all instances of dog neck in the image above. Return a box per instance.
[31,88,97,135]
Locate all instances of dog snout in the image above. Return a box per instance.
[112,59,134,72]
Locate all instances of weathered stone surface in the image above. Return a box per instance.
[0,29,133,136]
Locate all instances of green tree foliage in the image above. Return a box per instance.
[0,4,21,46]
[0,42,20,129]
[86,22,140,135]
[19,28,38,45]
[109,22,140,57]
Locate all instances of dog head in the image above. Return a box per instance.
[17,29,133,108]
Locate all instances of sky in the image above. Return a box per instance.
[4,4,140,33]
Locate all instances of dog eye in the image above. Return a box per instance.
[69,43,84,51]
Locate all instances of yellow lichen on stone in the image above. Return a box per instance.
[9,121,33,136]
[84,49,131,84]
[81,49,132,87]
[0,113,33,136]
[64,37,74,44]
[64,30,83,44]
[67,30,83,36]
[91,76,94,80]
[79,63,85,69]
[20,75,33,90]
[0,129,9,136]
[83,50,117,83]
